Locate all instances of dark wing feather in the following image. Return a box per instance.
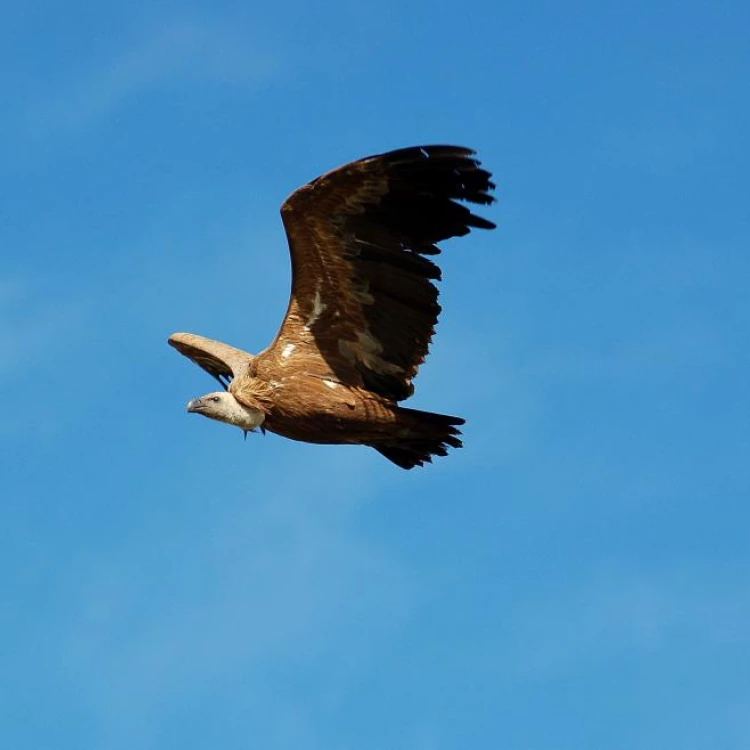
[257,145,495,401]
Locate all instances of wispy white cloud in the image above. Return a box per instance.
[59,448,416,746]
[523,323,726,386]
[0,276,80,380]
[0,275,90,444]
[506,569,750,681]
[22,17,276,132]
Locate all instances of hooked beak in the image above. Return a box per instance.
[187,398,204,413]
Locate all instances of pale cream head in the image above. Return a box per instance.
[186,391,265,432]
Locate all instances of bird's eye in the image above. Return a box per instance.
[211,396,221,403]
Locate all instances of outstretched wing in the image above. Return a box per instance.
[256,145,496,401]
[168,332,254,388]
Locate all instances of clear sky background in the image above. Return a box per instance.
[2,1,749,748]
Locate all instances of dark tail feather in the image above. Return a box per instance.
[371,408,465,470]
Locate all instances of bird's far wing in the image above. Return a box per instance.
[255,145,495,401]
[168,332,254,388]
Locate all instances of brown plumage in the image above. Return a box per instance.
[169,145,496,468]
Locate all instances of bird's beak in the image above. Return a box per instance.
[187,398,203,413]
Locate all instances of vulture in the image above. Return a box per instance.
[169,145,496,468]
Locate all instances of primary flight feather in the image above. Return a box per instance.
[169,145,496,468]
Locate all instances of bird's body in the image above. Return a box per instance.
[170,145,495,468]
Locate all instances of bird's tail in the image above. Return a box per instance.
[370,407,465,469]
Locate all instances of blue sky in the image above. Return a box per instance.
[2,0,749,748]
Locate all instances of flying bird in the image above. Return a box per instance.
[169,145,495,468]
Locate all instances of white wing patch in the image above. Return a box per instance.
[353,280,374,305]
[339,330,405,376]
[305,285,327,329]
[281,343,296,359]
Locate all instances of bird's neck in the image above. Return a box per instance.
[225,395,266,431]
